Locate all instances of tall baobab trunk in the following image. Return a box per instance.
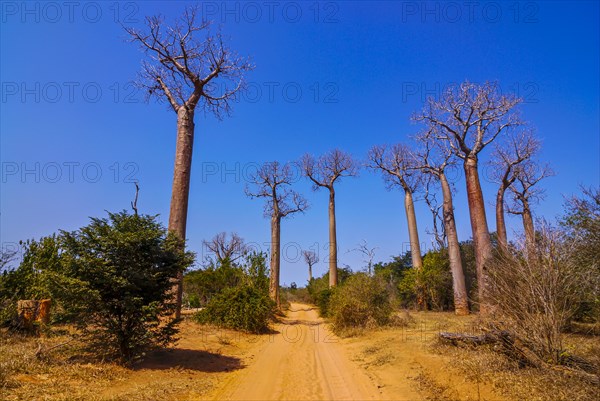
[464,156,493,314]
[440,174,469,315]
[328,189,338,287]
[404,190,423,269]
[168,107,195,319]
[308,264,313,281]
[496,184,509,252]
[522,202,536,264]
[269,214,282,306]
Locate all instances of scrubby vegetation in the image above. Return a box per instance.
[189,253,276,333]
[0,212,193,362]
[328,273,392,332]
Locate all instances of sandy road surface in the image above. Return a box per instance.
[209,303,383,401]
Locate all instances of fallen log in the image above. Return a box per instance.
[439,330,600,385]
[439,332,495,346]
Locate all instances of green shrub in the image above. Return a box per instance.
[0,212,194,362]
[316,288,333,316]
[195,285,275,333]
[397,250,452,310]
[307,267,353,316]
[183,262,245,307]
[59,211,194,362]
[192,252,274,333]
[328,273,392,333]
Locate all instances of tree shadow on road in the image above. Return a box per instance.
[134,348,244,372]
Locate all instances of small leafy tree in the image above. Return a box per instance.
[60,211,194,362]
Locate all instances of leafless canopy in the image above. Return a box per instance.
[203,232,249,263]
[414,81,523,159]
[246,161,308,218]
[507,161,555,215]
[367,144,420,192]
[414,128,456,176]
[300,149,359,191]
[489,129,541,188]
[350,239,378,275]
[303,250,319,267]
[125,6,253,117]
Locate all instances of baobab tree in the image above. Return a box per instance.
[489,130,540,252]
[246,161,308,306]
[367,144,423,270]
[300,149,358,287]
[203,232,248,264]
[507,160,554,261]
[415,81,523,313]
[302,250,319,281]
[126,7,253,317]
[414,134,469,315]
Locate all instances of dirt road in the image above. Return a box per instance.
[208,303,383,401]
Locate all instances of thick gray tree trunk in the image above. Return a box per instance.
[522,202,536,265]
[404,190,423,269]
[440,174,469,315]
[463,156,493,314]
[496,185,509,252]
[270,214,281,306]
[328,189,338,287]
[168,107,195,319]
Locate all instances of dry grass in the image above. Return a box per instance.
[0,320,258,401]
[0,329,130,400]
[431,323,600,401]
[341,309,600,401]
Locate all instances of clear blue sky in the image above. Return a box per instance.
[1,1,599,286]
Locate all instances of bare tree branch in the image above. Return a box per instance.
[366,143,420,192]
[246,161,308,219]
[125,6,254,118]
[413,81,524,160]
[203,232,248,264]
[300,149,359,191]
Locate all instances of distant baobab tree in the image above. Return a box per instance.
[303,250,319,282]
[415,133,469,315]
[246,161,308,306]
[301,149,358,287]
[489,130,540,253]
[125,7,253,318]
[508,160,554,262]
[367,144,423,270]
[415,81,523,313]
[203,232,248,264]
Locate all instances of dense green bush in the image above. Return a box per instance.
[0,211,194,363]
[61,212,194,362]
[397,250,453,310]
[306,267,352,316]
[328,273,392,333]
[0,235,86,326]
[192,252,275,333]
[195,284,275,333]
[182,261,245,308]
